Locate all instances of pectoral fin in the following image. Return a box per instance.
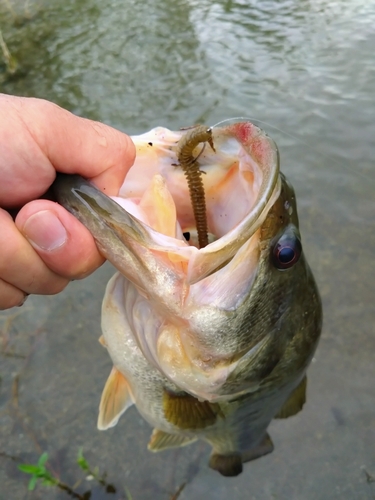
[163,390,223,430]
[274,376,307,419]
[148,429,197,452]
[97,367,134,430]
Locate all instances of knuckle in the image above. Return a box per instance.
[0,282,26,310]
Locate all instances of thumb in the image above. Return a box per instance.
[16,199,105,280]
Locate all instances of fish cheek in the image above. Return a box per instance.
[224,251,304,392]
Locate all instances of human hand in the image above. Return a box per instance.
[0,94,135,310]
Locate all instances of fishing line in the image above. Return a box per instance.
[211,116,374,185]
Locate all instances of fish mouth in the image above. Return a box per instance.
[53,122,281,285]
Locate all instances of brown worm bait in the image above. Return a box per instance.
[177,125,215,248]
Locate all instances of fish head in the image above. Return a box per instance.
[53,121,321,402]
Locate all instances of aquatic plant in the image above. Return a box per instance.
[18,450,123,499]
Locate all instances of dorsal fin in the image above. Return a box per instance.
[97,367,134,430]
[274,376,307,419]
[148,429,197,452]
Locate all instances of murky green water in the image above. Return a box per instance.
[1,0,375,499]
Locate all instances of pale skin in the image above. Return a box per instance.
[0,94,136,310]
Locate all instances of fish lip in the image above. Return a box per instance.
[52,173,154,248]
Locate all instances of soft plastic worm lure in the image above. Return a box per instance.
[177,125,215,248]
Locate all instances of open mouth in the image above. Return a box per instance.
[115,122,281,251]
[52,121,281,287]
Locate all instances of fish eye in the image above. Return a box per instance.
[272,228,302,270]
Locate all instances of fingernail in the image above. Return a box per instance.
[23,210,67,251]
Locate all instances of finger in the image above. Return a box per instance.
[16,200,105,279]
[0,94,136,207]
[0,279,27,310]
[0,208,69,295]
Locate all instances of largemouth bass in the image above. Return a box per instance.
[53,121,322,477]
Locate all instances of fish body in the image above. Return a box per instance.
[53,122,322,476]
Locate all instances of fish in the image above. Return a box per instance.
[52,121,322,477]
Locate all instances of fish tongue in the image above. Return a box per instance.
[138,174,178,238]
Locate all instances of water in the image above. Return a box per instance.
[1,0,374,498]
